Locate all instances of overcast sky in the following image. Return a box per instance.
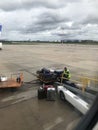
[0,0,98,41]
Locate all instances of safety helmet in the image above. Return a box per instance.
[64,67,67,70]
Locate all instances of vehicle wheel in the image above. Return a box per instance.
[60,91,65,101]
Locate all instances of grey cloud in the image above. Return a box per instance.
[20,21,58,34]
[0,0,66,11]
[36,11,69,26]
[19,10,70,34]
[82,15,98,25]
[0,1,21,11]
[1,0,98,41]
[51,21,97,40]
[0,0,81,12]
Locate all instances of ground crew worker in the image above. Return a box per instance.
[62,67,71,82]
[16,73,21,83]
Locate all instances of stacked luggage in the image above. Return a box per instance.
[54,70,63,82]
[36,68,60,83]
[37,85,56,101]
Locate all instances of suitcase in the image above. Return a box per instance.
[54,70,63,76]
[47,87,56,101]
[38,87,46,99]
[43,85,53,91]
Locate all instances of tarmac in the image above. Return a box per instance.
[0,44,98,130]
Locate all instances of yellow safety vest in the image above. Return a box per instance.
[62,69,71,79]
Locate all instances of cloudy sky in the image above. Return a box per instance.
[0,0,98,41]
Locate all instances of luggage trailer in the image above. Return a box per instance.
[0,73,23,89]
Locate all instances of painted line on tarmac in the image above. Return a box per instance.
[43,117,63,130]
[1,89,37,104]
[66,118,80,130]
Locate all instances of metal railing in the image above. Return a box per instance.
[60,75,98,92]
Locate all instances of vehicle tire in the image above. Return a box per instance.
[60,91,65,101]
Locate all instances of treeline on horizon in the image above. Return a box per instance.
[1,40,98,45]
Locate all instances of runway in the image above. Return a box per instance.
[0,44,98,130]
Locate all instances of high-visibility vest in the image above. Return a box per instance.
[63,69,71,79]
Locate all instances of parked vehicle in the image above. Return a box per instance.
[0,42,2,50]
